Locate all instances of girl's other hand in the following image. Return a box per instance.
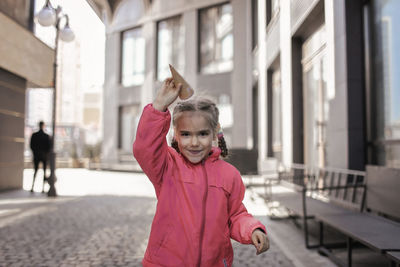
[153,77,182,111]
[251,229,270,255]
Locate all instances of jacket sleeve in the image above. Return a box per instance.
[133,104,171,188]
[228,172,267,244]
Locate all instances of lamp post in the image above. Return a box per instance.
[36,0,75,197]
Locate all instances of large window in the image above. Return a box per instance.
[266,0,279,26]
[271,70,282,161]
[121,27,145,87]
[251,0,258,50]
[368,0,400,167]
[302,26,328,168]
[199,3,233,74]
[118,105,140,153]
[157,16,184,81]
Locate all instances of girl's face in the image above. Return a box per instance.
[174,111,215,164]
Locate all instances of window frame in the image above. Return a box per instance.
[155,14,184,81]
[197,2,234,74]
[120,26,146,87]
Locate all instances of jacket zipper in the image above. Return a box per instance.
[197,160,209,267]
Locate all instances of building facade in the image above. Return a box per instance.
[89,0,257,168]
[256,0,399,172]
[89,0,399,172]
[0,0,54,190]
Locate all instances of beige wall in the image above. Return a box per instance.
[0,12,54,88]
[0,7,54,190]
[0,0,31,28]
[0,68,26,190]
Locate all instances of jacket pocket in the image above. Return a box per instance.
[209,179,231,199]
[152,225,173,258]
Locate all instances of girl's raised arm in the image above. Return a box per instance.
[153,78,182,111]
[133,78,182,190]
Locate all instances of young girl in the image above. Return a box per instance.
[133,78,269,267]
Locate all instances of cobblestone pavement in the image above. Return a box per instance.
[0,169,297,267]
[0,193,293,267]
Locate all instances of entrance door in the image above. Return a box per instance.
[302,26,328,168]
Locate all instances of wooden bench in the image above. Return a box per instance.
[268,164,366,249]
[387,251,400,267]
[267,164,400,266]
[316,165,400,267]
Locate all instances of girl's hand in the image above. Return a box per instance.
[251,229,270,255]
[153,77,182,111]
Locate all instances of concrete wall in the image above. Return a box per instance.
[0,5,54,190]
[0,68,26,190]
[0,0,31,29]
[0,12,54,88]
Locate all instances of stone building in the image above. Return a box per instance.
[0,1,53,190]
[89,0,399,172]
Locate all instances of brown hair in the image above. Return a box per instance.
[171,97,228,157]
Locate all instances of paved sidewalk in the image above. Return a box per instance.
[0,169,336,266]
[0,193,293,267]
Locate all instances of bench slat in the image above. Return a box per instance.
[316,212,400,252]
[275,192,353,217]
[386,251,400,263]
[366,165,400,220]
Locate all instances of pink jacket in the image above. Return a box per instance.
[133,104,266,267]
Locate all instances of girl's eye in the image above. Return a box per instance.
[199,131,210,136]
[181,132,190,137]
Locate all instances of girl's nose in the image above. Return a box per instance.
[191,136,199,146]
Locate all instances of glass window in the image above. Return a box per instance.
[217,94,233,147]
[121,27,145,87]
[266,0,279,26]
[302,26,327,168]
[119,105,140,153]
[370,0,400,167]
[157,16,185,81]
[199,3,233,74]
[252,0,258,50]
[271,70,282,160]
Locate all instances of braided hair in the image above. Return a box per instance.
[172,97,228,157]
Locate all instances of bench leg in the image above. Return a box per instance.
[302,216,320,249]
[347,237,353,267]
[302,189,320,249]
[319,222,324,246]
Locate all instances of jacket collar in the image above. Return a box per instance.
[208,147,221,162]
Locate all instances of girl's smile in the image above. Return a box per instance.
[174,111,215,164]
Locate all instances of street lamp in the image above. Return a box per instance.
[36,0,75,197]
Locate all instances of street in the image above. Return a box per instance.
[0,169,300,267]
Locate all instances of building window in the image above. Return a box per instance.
[302,26,328,168]
[266,0,279,26]
[368,0,400,167]
[252,0,258,50]
[217,94,233,147]
[121,27,145,87]
[157,16,185,81]
[271,69,282,161]
[199,3,233,74]
[118,105,140,153]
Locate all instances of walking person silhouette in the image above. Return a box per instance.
[30,121,51,193]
